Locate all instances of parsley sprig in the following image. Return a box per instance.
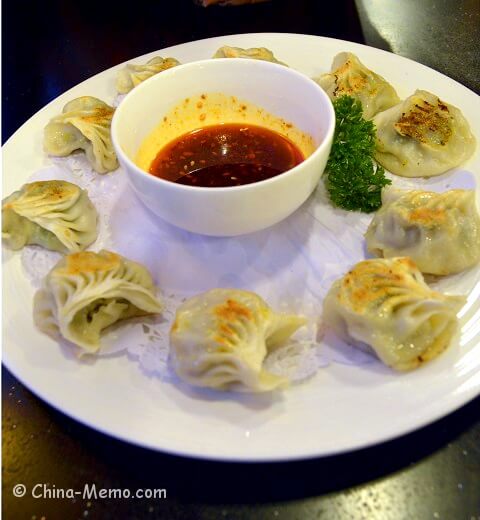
[324,96,391,213]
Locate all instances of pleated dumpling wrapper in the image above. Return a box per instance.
[44,96,118,174]
[323,258,465,371]
[365,188,480,275]
[373,89,476,177]
[170,288,306,392]
[116,56,180,94]
[213,45,287,65]
[2,180,98,253]
[34,250,163,354]
[316,52,400,120]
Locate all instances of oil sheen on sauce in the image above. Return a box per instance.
[149,123,305,187]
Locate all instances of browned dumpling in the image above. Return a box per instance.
[316,52,400,119]
[373,90,476,177]
[34,250,163,353]
[365,188,480,275]
[213,45,287,65]
[2,180,97,253]
[116,56,180,94]
[323,257,465,371]
[170,288,306,391]
[44,97,118,173]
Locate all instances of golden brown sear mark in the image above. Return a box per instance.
[394,98,452,145]
[214,299,253,323]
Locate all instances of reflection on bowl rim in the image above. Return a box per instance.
[111,58,336,193]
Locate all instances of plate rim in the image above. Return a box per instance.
[3,351,480,462]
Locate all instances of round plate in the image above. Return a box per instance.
[3,33,480,461]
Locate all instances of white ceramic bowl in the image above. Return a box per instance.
[111,58,335,236]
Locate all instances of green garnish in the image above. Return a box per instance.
[324,95,391,213]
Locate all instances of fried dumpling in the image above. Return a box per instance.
[373,90,476,177]
[33,250,163,353]
[44,96,118,173]
[365,188,480,275]
[323,257,465,371]
[116,56,180,94]
[170,288,306,392]
[213,45,287,65]
[2,180,97,253]
[316,52,400,119]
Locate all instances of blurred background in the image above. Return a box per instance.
[4,0,479,141]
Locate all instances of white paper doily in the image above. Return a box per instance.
[17,150,477,380]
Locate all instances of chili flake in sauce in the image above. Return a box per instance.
[149,123,304,187]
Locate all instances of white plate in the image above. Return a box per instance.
[3,33,480,461]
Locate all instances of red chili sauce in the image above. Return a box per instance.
[149,123,305,187]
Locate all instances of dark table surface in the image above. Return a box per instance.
[2,1,480,519]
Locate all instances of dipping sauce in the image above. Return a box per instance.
[149,123,305,187]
